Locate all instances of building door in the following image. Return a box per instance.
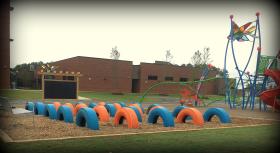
[132,79,139,93]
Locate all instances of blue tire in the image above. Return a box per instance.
[203,108,231,123]
[25,102,34,111]
[148,107,174,127]
[88,102,97,108]
[128,106,142,122]
[137,103,145,114]
[44,104,57,120]
[172,105,187,117]
[34,102,46,115]
[146,104,159,114]
[76,107,99,130]
[118,102,126,107]
[105,103,116,117]
[56,105,74,123]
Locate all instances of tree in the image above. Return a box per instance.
[191,47,212,66]
[165,50,173,63]
[202,47,213,65]
[110,46,120,60]
[191,50,202,66]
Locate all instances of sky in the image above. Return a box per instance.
[10,1,279,77]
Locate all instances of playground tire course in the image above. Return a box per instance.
[64,103,75,116]
[53,102,61,111]
[57,105,74,123]
[128,106,142,122]
[88,102,97,108]
[75,103,87,115]
[104,103,116,117]
[45,104,57,120]
[113,103,122,111]
[146,104,159,114]
[98,102,106,106]
[176,108,204,126]
[172,105,187,117]
[34,102,46,115]
[76,107,99,130]
[203,108,231,123]
[118,102,126,107]
[25,102,34,111]
[114,107,139,129]
[148,107,174,127]
[129,103,144,116]
[93,105,110,122]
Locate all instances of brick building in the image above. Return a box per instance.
[0,1,11,89]
[49,56,225,95]
[51,56,132,93]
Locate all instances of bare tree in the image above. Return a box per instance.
[191,47,212,66]
[165,50,173,63]
[110,46,120,60]
[202,47,213,65]
[191,50,202,66]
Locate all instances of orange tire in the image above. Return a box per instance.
[176,108,204,126]
[114,107,139,128]
[113,103,122,111]
[93,105,110,122]
[129,103,143,116]
[53,102,61,111]
[98,102,106,106]
[149,105,163,113]
[75,103,87,115]
[64,103,75,116]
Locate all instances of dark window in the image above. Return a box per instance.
[44,75,55,79]
[180,77,188,82]
[148,75,158,80]
[63,76,75,80]
[165,76,173,81]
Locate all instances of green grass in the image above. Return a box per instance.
[0,89,226,104]
[2,125,279,153]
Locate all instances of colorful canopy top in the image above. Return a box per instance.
[228,21,256,42]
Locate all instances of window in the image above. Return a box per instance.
[63,76,75,80]
[180,77,188,82]
[165,76,173,81]
[148,75,158,80]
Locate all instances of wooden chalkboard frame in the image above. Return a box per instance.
[38,71,82,100]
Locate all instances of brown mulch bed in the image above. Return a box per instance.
[0,112,276,141]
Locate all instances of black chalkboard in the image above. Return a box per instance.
[44,80,77,99]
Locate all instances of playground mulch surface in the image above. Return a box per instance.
[0,110,278,141]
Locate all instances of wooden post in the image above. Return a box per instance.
[42,74,45,100]
[76,76,79,100]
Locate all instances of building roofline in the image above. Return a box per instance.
[53,56,133,63]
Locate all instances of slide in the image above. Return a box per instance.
[259,69,280,110]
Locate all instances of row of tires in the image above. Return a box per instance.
[25,101,231,130]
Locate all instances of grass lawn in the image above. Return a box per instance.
[2,125,279,153]
[0,89,225,103]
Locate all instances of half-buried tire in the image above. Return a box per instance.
[93,105,110,122]
[64,103,75,116]
[56,105,74,123]
[34,102,46,115]
[53,102,61,111]
[88,102,97,108]
[114,107,139,128]
[148,107,174,127]
[25,102,34,111]
[172,105,187,117]
[176,108,204,126]
[105,103,116,117]
[113,103,122,111]
[44,104,57,120]
[76,107,99,130]
[146,104,159,114]
[118,102,126,107]
[203,108,231,123]
[75,103,87,115]
[128,106,142,122]
[129,103,144,116]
